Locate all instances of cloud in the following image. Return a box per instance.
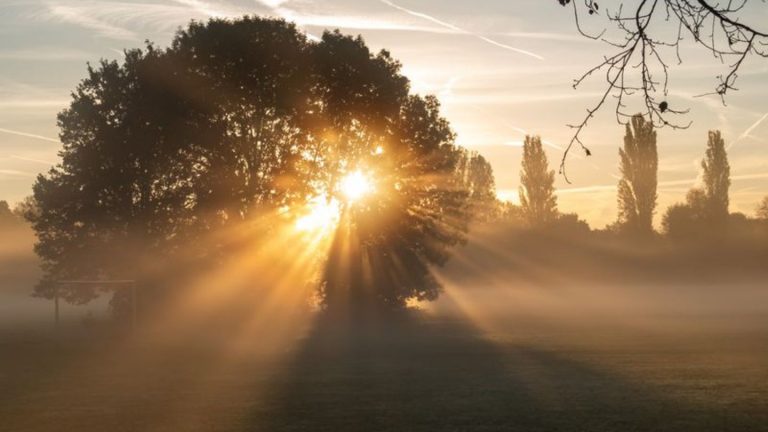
[9,155,57,166]
[0,127,61,144]
[252,0,456,34]
[171,0,233,18]
[0,168,35,178]
[31,1,248,41]
[378,0,543,60]
[0,99,69,109]
[0,47,94,61]
[504,124,564,151]
[500,32,589,42]
[44,3,139,40]
[555,172,768,196]
[254,0,288,8]
[729,111,768,150]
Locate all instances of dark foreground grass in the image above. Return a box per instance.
[1,308,767,432]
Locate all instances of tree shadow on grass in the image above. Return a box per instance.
[247,310,754,432]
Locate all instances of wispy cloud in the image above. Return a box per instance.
[0,47,93,61]
[171,0,233,18]
[0,127,61,144]
[44,2,139,40]
[0,168,35,178]
[729,111,768,150]
[32,1,246,41]
[505,124,563,151]
[500,32,589,42]
[253,0,455,34]
[378,0,543,60]
[9,155,57,166]
[556,172,768,196]
[0,99,69,109]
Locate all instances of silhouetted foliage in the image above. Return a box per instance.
[0,201,14,225]
[519,136,558,226]
[662,131,731,239]
[27,17,472,309]
[321,94,470,309]
[757,196,768,220]
[553,213,591,236]
[701,130,731,227]
[0,200,28,229]
[662,189,707,239]
[456,149,499,222]
[617,115,658,235]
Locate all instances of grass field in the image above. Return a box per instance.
[2,226,768,431]
[1,299,767,432]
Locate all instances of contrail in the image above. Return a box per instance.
[729,112,768,150]
[504,124,563,150]
[0,168,35,178]
[379,0,544,60]
[10,155,57,166]
[556,172,768,195]
[0,127,60,144]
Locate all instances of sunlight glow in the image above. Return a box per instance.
[340,170,373,202]
[295,197,340,231]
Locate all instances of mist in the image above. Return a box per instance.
[2,9,768,432]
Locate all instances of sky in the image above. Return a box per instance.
[1,0,767,228]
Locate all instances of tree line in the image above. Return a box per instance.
[505,114,768,241]
[3,17,766,313]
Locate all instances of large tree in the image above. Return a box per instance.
[519,136,558,226]
[27,17,473,309]
[617,114,658,235]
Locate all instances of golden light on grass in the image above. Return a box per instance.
[340,170,373,202]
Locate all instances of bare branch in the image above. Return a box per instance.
[557,0,768,182]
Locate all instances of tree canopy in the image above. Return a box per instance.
[519,136,558,226]
[701,130,731,225]
[617,115,658,235]
[27,17,476,309]
[661,130,731,239]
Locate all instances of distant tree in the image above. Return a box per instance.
[663,131,732,240]
[519,135,558,226]
[701,130,731,226]
[456,149,499,222]
[617,114,658,235]
[552,212,591,237]
[0,201,14,225]
[757,196,768,220]
[27,17,472,309]
[662,189,707,239]
[12,196,39,222]
[498,201,526,227]
[662,203,695,239]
